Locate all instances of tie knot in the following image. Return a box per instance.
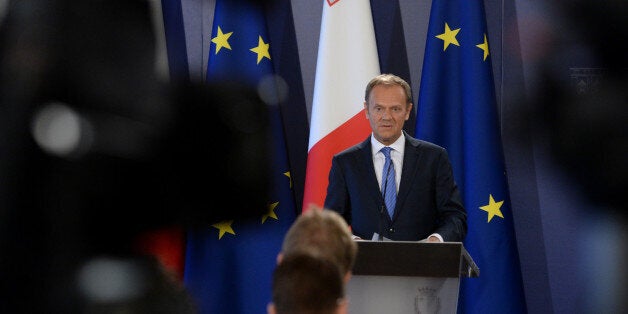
[381,147,392,159]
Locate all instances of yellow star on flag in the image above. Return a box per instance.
[262,202,279,223]
[211,26,233,54]
[284,171,292,188]
[435,23,460,51]
[250,35,271,64]
[479,194,504,223]
[476,33,490,61]
[211,220,235,239]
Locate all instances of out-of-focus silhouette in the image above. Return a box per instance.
[520,1,627,211]
[0,0,270,312]
[513,1,627,313]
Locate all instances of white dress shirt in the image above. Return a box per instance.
[371,133,405,194]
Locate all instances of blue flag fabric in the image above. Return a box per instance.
[415,1,527,313]
[183,1,297,313]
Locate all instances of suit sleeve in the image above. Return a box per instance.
[324,155,351,225]
[433,149,467,241]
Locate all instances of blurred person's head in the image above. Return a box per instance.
[278,206,357,282]
[268,253,348,314]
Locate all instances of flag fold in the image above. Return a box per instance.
[416,0,527,313]
[303,0,380,210]
[183,1,297,313]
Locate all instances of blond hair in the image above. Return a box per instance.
[281,207,357,275]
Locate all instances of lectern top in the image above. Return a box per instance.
[352,241,479,278]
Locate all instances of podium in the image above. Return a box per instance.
[347,241,479,314]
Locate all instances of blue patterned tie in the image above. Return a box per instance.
[381,147,396,218]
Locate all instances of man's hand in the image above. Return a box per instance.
[426,235,441,243]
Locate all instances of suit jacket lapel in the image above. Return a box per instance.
[355,138,384,212]
[395,135,422,219]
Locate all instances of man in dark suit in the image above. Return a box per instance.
[324,74,467,242]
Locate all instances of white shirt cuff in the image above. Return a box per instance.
[430,233,444,242]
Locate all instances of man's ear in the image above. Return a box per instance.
[364,102,369,118]
[343,271,352,284]
[267,302,276,314]
[276,253,283,265]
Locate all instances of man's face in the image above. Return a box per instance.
[365,84,412,146]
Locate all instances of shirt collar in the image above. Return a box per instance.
[371,132,405,155]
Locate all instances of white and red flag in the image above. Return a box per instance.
[302,0,380,211]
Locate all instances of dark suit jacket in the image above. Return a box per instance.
[324,132,467,241]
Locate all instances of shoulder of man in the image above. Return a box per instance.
[333,136,370,158]
[406,134,447,153]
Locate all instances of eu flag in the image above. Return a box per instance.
[183,1,297,313]
[415,0,527,313]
